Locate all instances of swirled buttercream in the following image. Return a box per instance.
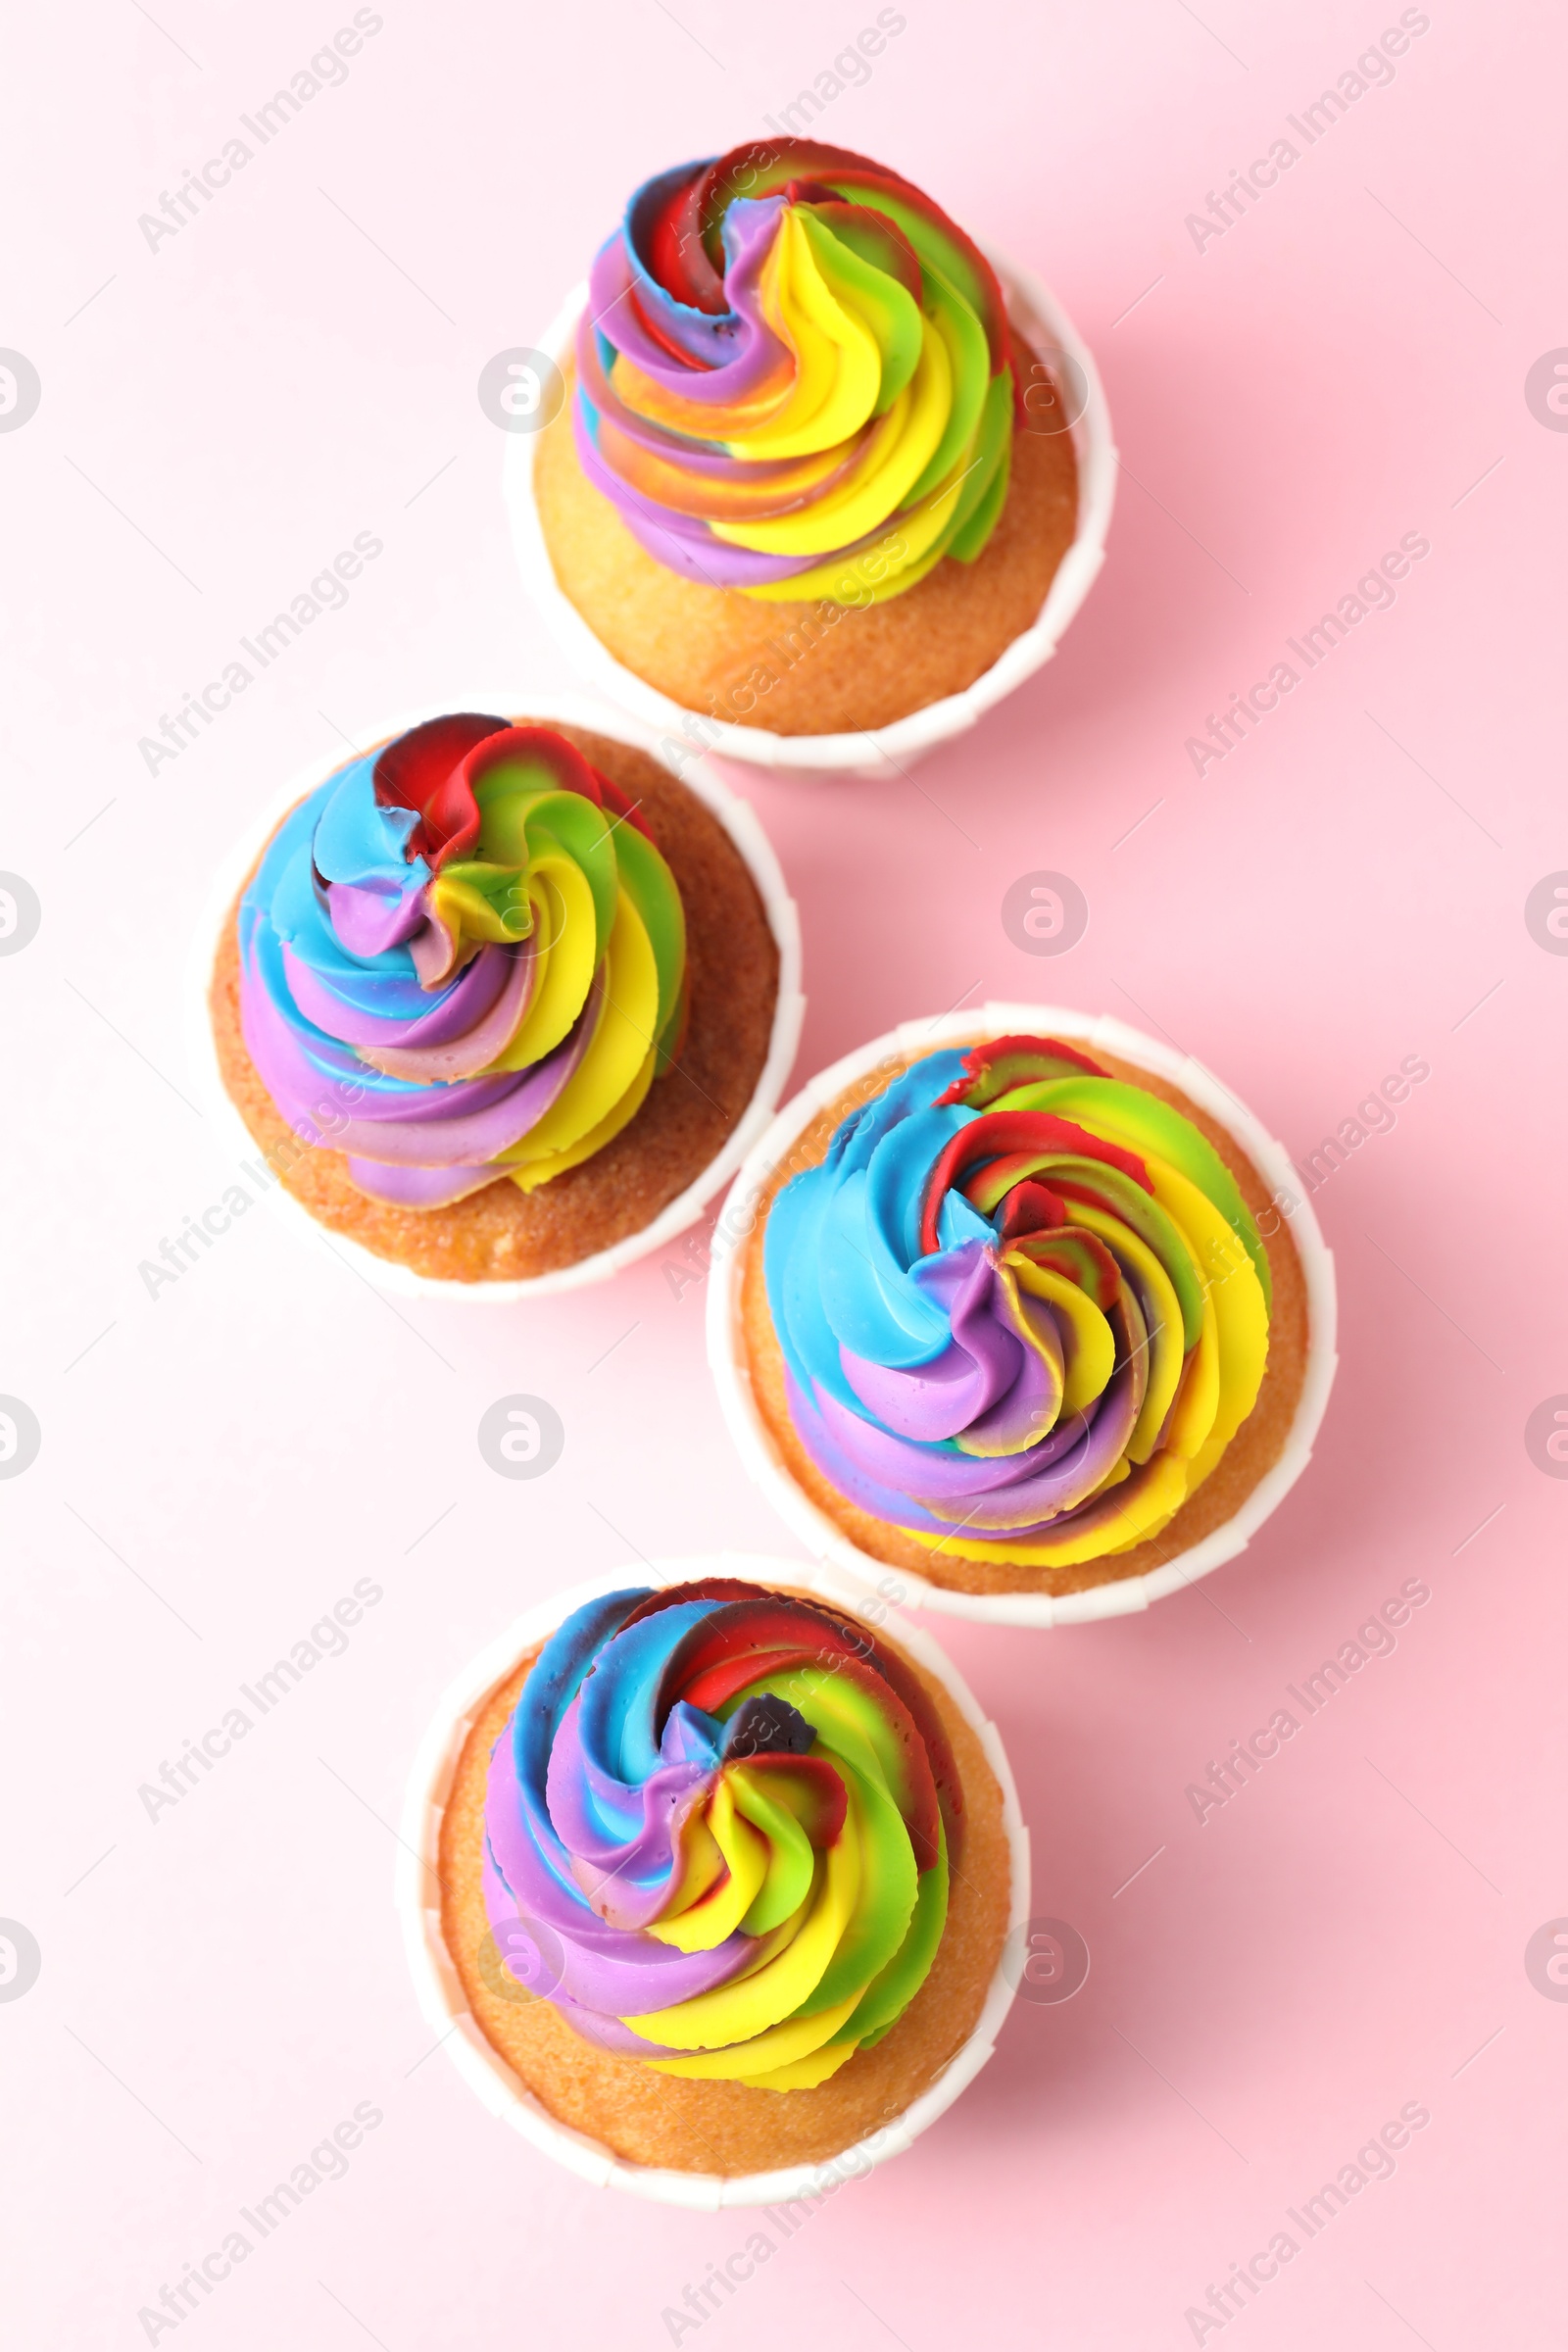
[575,140,1016,604]
[763,1037,1273,1567]
[237,715,687,1207]
[482,1579,962,2090]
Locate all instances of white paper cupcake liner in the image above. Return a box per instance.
[183,694,805,1302]
[396,1551,1030,2208]
[706,1006,1339,1628]
[505,249,1115,778]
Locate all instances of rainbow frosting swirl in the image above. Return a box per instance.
[237,716,686,1207]
[764,1038,1273,1568]
[482,1579,961,2090]
[575,141,1016,605]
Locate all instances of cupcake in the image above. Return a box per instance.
[524,140,1104,749]
[711,1014,1336,1624]
[199,711,801,1290]
[409,1560,1022,2191]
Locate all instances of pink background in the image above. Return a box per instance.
[5,1,1565,2343]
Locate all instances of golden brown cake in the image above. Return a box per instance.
[436,1581,1010,2175]
[536,140,1081,735]
[211,720,778,1283]
[737,1033,1309,1600]
[537,340,1077,736]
